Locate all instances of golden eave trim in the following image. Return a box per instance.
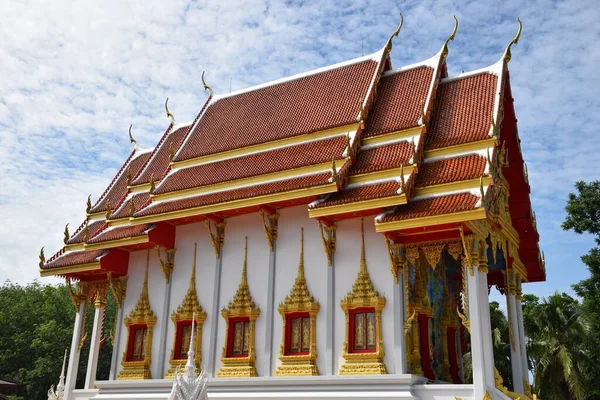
[86,211,106,219]
[361,125,423,147]
[128,183,339,226]
[64,243,86,252]
[349,164,416,185]
[84,234,149,251]
[424,137,497,160]
[153,159,348,202]
[128,183,152,193]
[171,123,359,170]
[375,207,486,232]
[39,262,101,277]
[107,217,131,227]
[415,176,493,197]
[309,193,407,218]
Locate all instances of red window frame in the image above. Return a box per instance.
[348,307,377,353]
[226,317,250,358]
[174,320,193,360]
[284,312,311,356]
[126,324,148,361]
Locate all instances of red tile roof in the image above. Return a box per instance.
[155,136,347,195]
[109,192,151,220]
[174,59,378,161]
[425,73,498,150]
[42,249,107,269]
[362,66,434,137]
[130,125,189,186]
[137,173,332,217]
[417,154,486,187]
[87,224,151,244]
[66,219,106,245]
[379,192,480,222]
[350,141,413,175]
[89,151,152,214]
[311,181,401,209]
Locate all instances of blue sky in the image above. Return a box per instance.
[0,0,598,301]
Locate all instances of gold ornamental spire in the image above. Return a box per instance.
[128,124,137,151]
[225,237,256,313]
[128,250,155,321]
[502,18,522,63]
[173,243,204,317]
[359,218,367,274]
[281,228,316,308]
[441,15,458,59]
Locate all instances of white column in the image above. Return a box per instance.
[507,291,524,393]
[208,249,223,377]
[263,242,277,376]
[85,297,106,389]
[109,305,124,380]
[516,278,529,386]
[325,254,335,375]
[64,301,86,400]
[466,255,494,398]
[393,271,408,374]
[155,271,173,378]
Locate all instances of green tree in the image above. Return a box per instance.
[0,281,115,400]
[524,292,597,400]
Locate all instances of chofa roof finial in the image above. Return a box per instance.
[165,98,175,125]
[202,71,214,97]
[63,224,70,244]
[385,13,404,52]
[502,18,522,63]
[441,15,458,59]
[128,124,137,151]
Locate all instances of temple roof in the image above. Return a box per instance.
[40,21,544,284]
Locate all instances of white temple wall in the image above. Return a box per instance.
[273,206,329,375]
[164,222,216,375]
[215,212,271,376]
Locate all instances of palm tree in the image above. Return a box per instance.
[525,292,597,400]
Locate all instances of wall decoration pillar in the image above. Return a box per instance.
[385,238,408,375]
[206,219,226,377]
[318,220,336,375]
[85,280,110,389]
[155,247,176,378]
[64,281,87,400]
[505,266,524,393]
[260,211,279,376]
[108,276,128,380]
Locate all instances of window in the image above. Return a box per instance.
[351,310,376,352]
[173,322,193,360]
[129,326,148,360]
[228,318,250,357]
[286,315,310,355]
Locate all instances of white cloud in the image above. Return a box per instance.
[1,0,598,294]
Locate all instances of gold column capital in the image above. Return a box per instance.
[156,246,176,283]
[259,210,279,252]
[317,220,337,266]
[206,219,226,258]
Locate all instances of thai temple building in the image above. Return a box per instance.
[39,15,544,400]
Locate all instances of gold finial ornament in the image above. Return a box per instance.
[201,71,213,97]
[149,173,156,193]
[63,224,70,244]
[39,247,45,267]
[86,195,92,213]
[276,228,321,376]
[126,167,132,186]
[129,196,136,217]
[168,142,175,162]
[441,16,458,58]
[385,13,404,52]
[165,98,175,124]
[105,198,112,218]
[128,124,137,151]
[329,158,337,184]
[502,18,522,63]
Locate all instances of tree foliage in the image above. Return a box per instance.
[0,281,115,400]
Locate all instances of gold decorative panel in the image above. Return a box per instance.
[275,228,320,376]
[339,219,387,375]
[217,237,260,378]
